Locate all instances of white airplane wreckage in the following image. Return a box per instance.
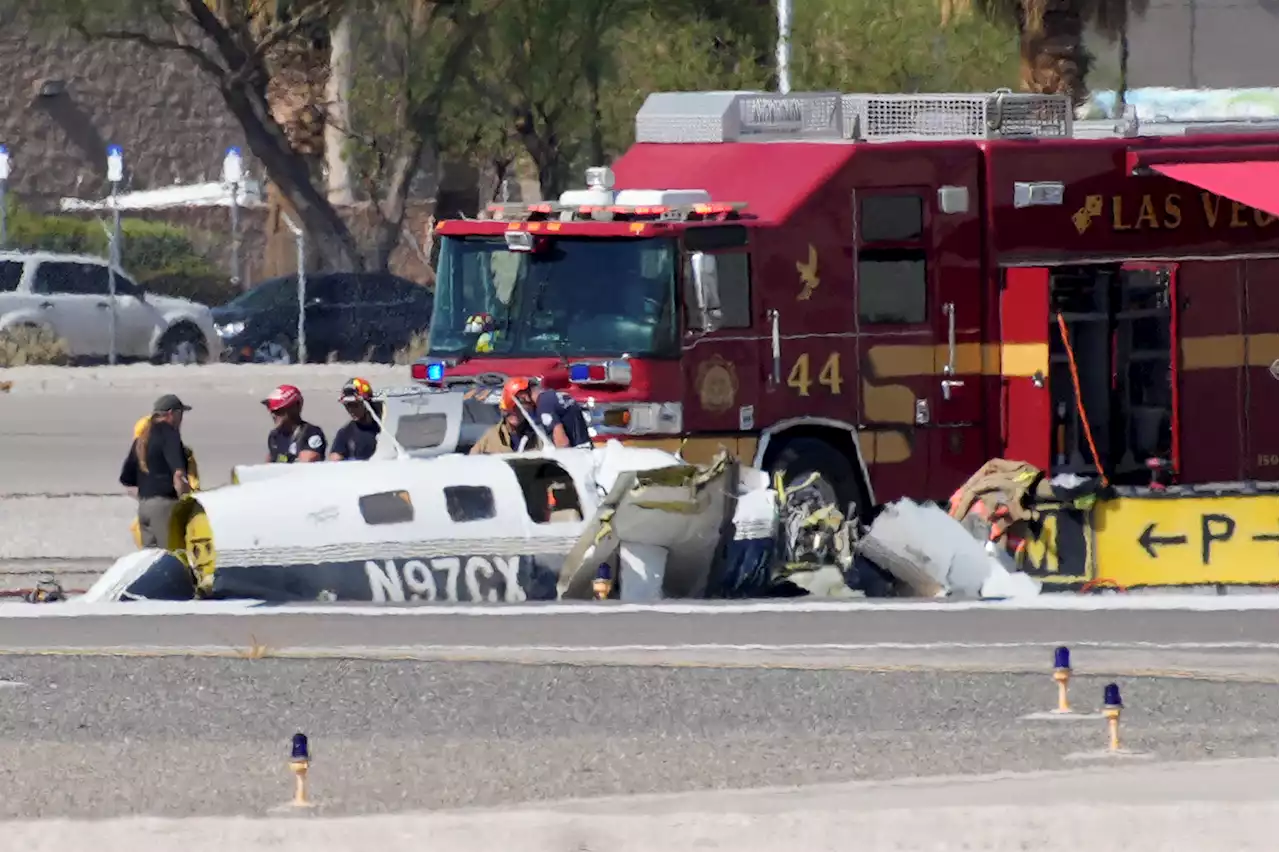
[81,387,1047,605]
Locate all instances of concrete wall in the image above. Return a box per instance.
[1088,0,1279,90]
[0,18,246,207]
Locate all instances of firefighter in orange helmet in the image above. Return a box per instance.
[501,376,591,449]
[329,377,381,461]
[470,377,539,455]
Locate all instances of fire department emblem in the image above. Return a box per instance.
[796,244,820,300]
[1072,194,1104,235]
[696,355,738,413]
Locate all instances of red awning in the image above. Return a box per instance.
[1149,160,1279,216]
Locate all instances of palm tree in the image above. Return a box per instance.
[203,0,335,276]
[944,0,1148,106]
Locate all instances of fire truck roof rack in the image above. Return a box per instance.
[635,90,1279,144]
[635,90,1073,143]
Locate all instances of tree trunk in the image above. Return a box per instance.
[325,13,355,206]
[368,138,428,272]
[1116,6,1130,118]
[220,80,365,273]
[939,0,973,26]
[586,66,604,167]
[1018,0,1090,107]
[261,36,336,274]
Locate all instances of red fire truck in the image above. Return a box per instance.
[415,90,1278,518]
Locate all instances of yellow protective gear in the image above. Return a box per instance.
[129,415,201,549]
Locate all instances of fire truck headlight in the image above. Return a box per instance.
[601,408,631,428]
[591,402,682,436]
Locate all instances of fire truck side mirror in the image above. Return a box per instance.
[688,252,723,333]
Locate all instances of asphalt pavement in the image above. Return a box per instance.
[1,602,1275,680]
[0,655,1275,822]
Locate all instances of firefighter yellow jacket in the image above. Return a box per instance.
[129,415,201,549]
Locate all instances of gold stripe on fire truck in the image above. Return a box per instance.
[863,335,1274,378]
[1181,333,1278,371]
[865,343,1048,379]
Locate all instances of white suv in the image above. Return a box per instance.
[0,251,222,364]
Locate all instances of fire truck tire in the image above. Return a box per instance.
[767,437,863,518]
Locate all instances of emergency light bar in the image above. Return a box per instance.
[410,360,447,383]
[568,360,632,387]
[484,200,747,224]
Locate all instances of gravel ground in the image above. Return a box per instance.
[0,657,1274,820]
[0,498,136,560]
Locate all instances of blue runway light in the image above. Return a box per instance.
[291,733,310,761]
[1054,646,1070,670]
[592,563,613,600]
[1103,683,1123,708]
[426,362,444,382]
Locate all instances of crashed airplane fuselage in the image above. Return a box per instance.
[89,440,778,604]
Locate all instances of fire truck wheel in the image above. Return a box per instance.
[767,437,862,518]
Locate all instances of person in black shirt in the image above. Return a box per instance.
[329,377,381,461]
[119,394,193,549]
[262,384,327,463]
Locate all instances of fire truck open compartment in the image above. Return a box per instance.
[1047,264,1175,485]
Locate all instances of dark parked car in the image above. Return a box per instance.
[211,272,433,364]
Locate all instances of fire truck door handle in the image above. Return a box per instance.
[768,309,781,386]
[941,302,958,374]
[940,302,964,401]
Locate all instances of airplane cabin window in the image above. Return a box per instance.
[504,458,584,523]
[444,485,497,522]
[359,490,415,525]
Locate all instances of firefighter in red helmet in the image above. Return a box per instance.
[263,384,327,463]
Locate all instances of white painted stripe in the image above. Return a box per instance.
[0,680,27,687]
[0,593,1274,618]
[3,641,1272,659]
[259,640,1280,654]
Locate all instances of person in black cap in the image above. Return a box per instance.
[119,394,193,549]
[329,377,381,461]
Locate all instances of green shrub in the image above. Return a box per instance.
[0,325,71,367]
[119,219,213,272]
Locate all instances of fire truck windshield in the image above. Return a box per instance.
[429,235,679,359]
